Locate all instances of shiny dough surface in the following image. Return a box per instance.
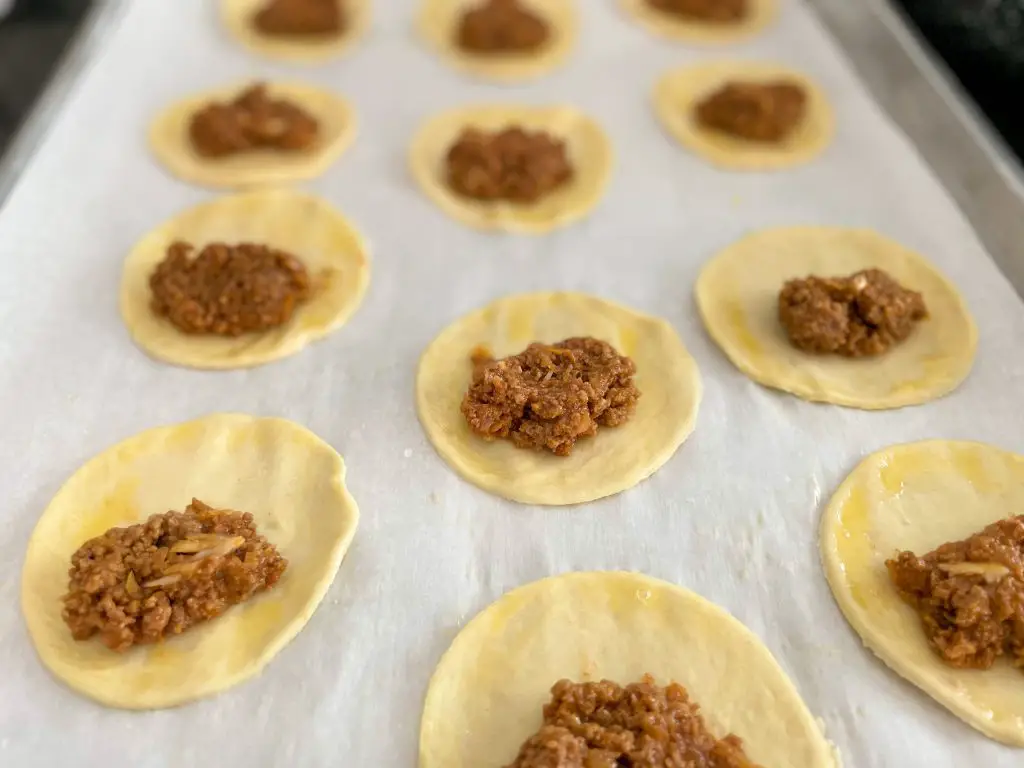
[220,0,370,62]
[620,0,777,43]
[420,571,837,767]
[408,105,613,233]
[695,226,976,409]
[820,440,1024,746]
[120,189,370,370]
[21,413,359,710]
[417,0,577,82]
[415,292,701,505]
[148,81,357,189]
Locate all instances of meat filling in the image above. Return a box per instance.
[646,0,748,23]
[695,80,807,142]
[461,337,639,456]
[62,499,288,652]
[456,0,549,54]
[778,268,928,357]
[253,0,344,37]
[887,516,1024,670]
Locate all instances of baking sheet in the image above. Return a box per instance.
[1,0,1023,765]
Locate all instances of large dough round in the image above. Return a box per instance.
[820,440,1024,746]
[653,61,834,171]
[408,105,613,233]
[695,226,976,409]
[220,0,370,63]
[120,189,371,370]
[21,414,359,710]
[416,0,577,82]
[148,82,357,189]
[415,292,701,505]
[620,0,777,43]
[420,571,837,767]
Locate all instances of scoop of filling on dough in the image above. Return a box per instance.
[461,337,639,457]
[887,516,1024,671]
[252,0,344,37]
[694,80,806,143]
[646,0,748,23]
[149,241,311,337]
[456,0,549,54]
[505,676,762,768]
[446,125,573,203]
[62,499,288,652]
[188,83,320,158]
[778,268,928,357]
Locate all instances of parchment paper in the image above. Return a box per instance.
[1,1,1023,766]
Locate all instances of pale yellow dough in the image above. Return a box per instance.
[220,0,370,63]
[148,82,357,189]
[416,292,701,505]
[120,189,370,370]
[417,0,577,82]
[653,61,834,171]
[420,571,837,767]
[21,414,359,710]
[695,226,976,409]
[408,105,613,233]
[620,0,777,43]
[821,440,1024,746]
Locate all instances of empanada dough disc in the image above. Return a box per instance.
[417,0,577,82]
[695,226,976,409]
[220,0,370,63]
[653,61,834,171]
[149,82,357,189]
[415,292,701,505]
[620,0,777,43]
[820,440,1024,746]
[420,571,838,767]
[408,105,613,233]
[21,413,359,710]
[120,189,370,370]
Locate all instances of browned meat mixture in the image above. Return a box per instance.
[778,268,928,357]
[695,80,807,142]
[188,83,320,159]
[506,676,762,768]
[447,126,573,203]
[646,0,747,23]
[253,0,344,37]
[150,241,311,337]
[457,0,549,54]
[62,499,287,652]
[888,516,1024,671]
[462,337,639,456]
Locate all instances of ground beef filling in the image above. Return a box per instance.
[188,84,320,158]
[887,516,1024,670]
[461,337,639,457]
[252,0,344,37]
[778,268,928,357]
[506,677,761,768]
[695,80,807,142]
[446,126,573,203]
[150,241,311,336]
[62,499,288,652]
[646,0,747,23]
[456,0,549,54]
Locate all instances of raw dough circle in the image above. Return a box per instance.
[820,440,1024,746]
[695,226,976,409]
[653,61,834,171]
[420,571,837,767]
[620,0,777,43]
[21,413,359,710]
[220,0,370,63]
[415,292,701,505]
[120,189,371,370]
[148,81,357,189]
[408,104,613,233]
[416,0,577,82]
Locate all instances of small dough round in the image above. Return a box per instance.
[220,0,370,63]
[820,440,1024,746]
[408,104,613,233]
[416,0,577,82]
[120,189,371,370]
[21,413,359,710]
[653,61,834,171]
[420,571,838,767]
[148,82,357,189]
[416,292,701,505]
[695,226,976,409]
[620,0,777,43]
